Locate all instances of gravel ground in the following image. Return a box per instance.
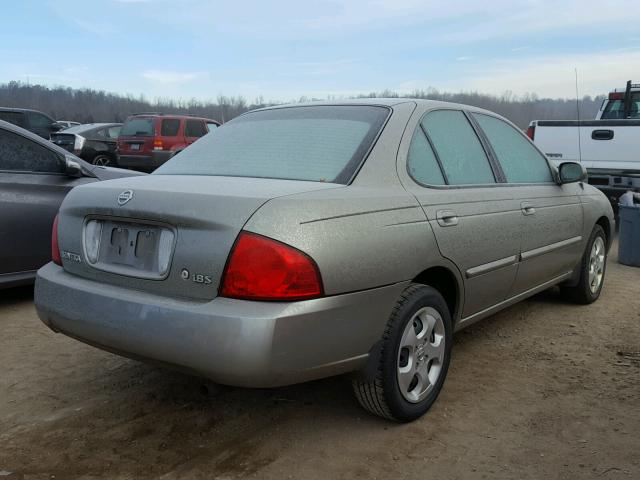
[1,240,638,480]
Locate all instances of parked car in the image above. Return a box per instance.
[0,120,144,289]
[117,113,220,171]
[528,80,640,208]
[0,107,64,139]
[51,123,122,166]
[56,121,81,130]
[35,100,613,422]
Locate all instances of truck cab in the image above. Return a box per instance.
[596,81,640,120]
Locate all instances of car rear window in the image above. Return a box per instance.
[121,118,155,136]
[154,106,389,184]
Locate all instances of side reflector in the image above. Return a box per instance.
[52,214,62,266]
[220,231,323,301]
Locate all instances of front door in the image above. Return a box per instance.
[0,127,88,276]
[469,112,584,295]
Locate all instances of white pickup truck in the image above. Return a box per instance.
[528,80,640,207]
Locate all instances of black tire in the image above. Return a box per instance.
[92,154,114,167]
[560,224,607,304]
[353,284,453,422]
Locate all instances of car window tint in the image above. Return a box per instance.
[121,118,155,136]
[473,113,553,183]
[422,110,495,185]
[28,112,53,128]
[185,120,207,138]
[94,128,107,139]
[0,129,63,173]
[0,111,26,127]
[161,119,180,136]
[407,128,445,185]
[155,106,389,184]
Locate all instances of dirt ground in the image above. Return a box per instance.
[1,240,638,480]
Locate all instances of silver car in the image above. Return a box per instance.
[35,100,614,422]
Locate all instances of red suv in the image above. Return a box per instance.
[117,113,220,171]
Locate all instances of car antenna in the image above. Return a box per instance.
[575,68,582,163]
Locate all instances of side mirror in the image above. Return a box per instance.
[65,158,82,177]
[558,162,587,184]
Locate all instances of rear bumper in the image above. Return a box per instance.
[35,263,406,387]
[117,151,173,169]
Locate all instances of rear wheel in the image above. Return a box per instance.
[561,224,607,304]
[92,155,114,167]
[352,284,452,422]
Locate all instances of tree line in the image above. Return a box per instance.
[0,81,605,128]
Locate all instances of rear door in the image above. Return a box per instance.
[184,119,208,145]
[471,112,584,295]
[0,127,92,276]
[401,109,524,318]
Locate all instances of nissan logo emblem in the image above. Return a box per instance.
[117,190,134,206]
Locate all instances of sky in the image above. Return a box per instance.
[1,0,639,102]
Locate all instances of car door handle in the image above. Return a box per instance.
[436,210,459,227]
[591,129,614,140]
[521,202,536,216]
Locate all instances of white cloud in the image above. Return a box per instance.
[461,50,640,98]
[141,70,205,84]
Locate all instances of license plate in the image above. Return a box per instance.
[130,143,141,150]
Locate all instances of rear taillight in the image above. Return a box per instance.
[153,138,163,150]
[526,125,535,140]
[52,214,61,266]
[220,231,323,301]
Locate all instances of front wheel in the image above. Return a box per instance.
[353,284,453,422]
[561,224,607,304]
[92,154,114,167]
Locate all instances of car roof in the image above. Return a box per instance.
[247,98,502,118]
[0,107,46,114]
[127,114,219,123]
[62,123,121,134]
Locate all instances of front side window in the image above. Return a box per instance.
[473,113,553,184]
[422,110,495,185]
[185,120,207,138]
[28,112,53,128]
[0,129,63,173]
[154,105,389,184]
[407,127,445,185]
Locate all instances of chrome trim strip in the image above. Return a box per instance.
[465,255,518,278]
[520,236,582,261]
[456,271,573,331]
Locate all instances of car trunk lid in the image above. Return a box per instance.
[56,175,341,300]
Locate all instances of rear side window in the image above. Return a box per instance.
[422,110,495,185]
[154,106,389,184]
[121,118,155,136]
[107,126,121,139]
[601,94,640,119]
[0,128,63,173]
[161,119,180,136]
[407,128,445,185]
[0,111,26,127]
[473,113,553,183]
[185,120,207,138]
